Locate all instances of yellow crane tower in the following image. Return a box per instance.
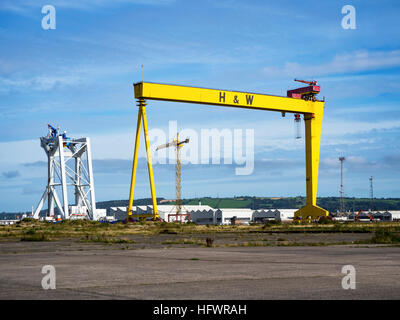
[156,133,189,222]
[126,80,329,222]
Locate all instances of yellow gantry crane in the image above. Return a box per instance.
[156,133,189,222]
[127,81,329,221]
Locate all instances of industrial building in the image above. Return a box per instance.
[110,205,214,222]
[348,211,394,222]
[253,209,282,222]
[109,205,296,224]
[390,211,400,221]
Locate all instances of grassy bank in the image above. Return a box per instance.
[0,219,399,246]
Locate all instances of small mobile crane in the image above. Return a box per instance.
[355,210,374,222]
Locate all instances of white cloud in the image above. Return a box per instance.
[323,119,400,136]
[1,115,399,168]
[0,139,43,164]
[263,50,400,78]
[0,75,82,93]
[321,156,380,171]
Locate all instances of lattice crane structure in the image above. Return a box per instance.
[156,133,190,222]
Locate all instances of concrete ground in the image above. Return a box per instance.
[0,241,399,299]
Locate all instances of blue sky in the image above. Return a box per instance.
[1,0,400,212]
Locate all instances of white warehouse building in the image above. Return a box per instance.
[109,204,296,224]
[215,208,253,225]
[109,204,214,222]
[188,207,296,225]
[252,209,282,222]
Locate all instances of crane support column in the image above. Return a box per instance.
[127,99,159,220]
[294,113,328,220]
[127,106,142,218]
[141,102,159,219]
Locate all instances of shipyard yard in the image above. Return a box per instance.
[0,220,399,299]
[0,241,399,300]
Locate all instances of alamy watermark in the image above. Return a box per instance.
[341,265,356,290]
[41,265,56,290]
[341,5,356,30]
[42,5,56,30]
[149,121,254,175]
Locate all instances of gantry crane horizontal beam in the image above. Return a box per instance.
[133,82,323,114]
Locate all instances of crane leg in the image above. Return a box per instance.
[294,112,329,220]
[127,99,159,221]
[141,101,159,219]
[127,105,143,219]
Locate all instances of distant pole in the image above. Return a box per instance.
[339,157,346,213]
[176,133,182,216]
[369,176,374,212]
